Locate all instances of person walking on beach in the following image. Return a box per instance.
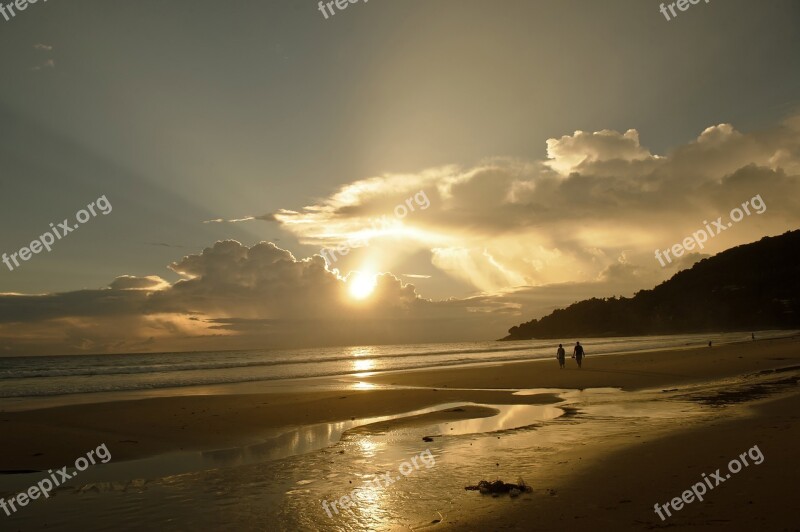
[556,344,566,369]
[572,341,585,368]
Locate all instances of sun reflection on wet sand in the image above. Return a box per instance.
[435,403,563,435]
[0,384,732,531]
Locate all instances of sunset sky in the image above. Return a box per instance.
[1,0,799,354]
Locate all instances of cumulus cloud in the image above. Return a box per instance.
[268,116,800,294]
[0,241,514,354]
[2,116,799,355]
[545,128,654,174]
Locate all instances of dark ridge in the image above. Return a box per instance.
[502,230,800,340]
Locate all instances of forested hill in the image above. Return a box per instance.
[502,230,800,341]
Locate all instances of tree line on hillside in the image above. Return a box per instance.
[502,230,800,340]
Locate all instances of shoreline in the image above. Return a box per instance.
[0,337,797,531]
[0,336,798,472]
[2,332,795,413]
[365,334,800,391]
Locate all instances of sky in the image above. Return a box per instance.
[0,0,799,355]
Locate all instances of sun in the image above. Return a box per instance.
[348,271,377,300]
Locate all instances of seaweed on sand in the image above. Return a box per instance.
[465,479,532,496]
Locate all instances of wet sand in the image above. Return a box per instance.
[0,388,561,470]
[0,338,800,470]
[365,335,800,391]
[1,336,797,471]
[0,336,797,530]
[449,391,799,531]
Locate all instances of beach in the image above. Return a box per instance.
[0,335,798,530]
[455,392,799,531]
[3,2,799,530]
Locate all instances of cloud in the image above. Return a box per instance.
[146,242,189,248]
[2,116,799,355]
[0,241,515,354]
[202,213,276,223]
[31,59,55,71]
[109,275,170,291]
[545,128,654,174]
[268,115,800,295]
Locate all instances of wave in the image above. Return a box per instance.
[2,332,784,398]
[0,352,550,397]
[0,344,539,380]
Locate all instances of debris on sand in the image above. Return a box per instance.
[422,436,435,442]
[465,479,532,495]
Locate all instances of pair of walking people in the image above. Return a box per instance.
[556,342,584,369]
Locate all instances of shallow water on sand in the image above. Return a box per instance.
[0,402,564,489]
[2,382,720,531]
[1,377,747,531]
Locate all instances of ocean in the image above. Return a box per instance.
[0,331,788,399]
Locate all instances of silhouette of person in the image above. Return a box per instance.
[556,344,566,369]
[752,333,755,341]
[572,341,585,368]
[708,341,712,347]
